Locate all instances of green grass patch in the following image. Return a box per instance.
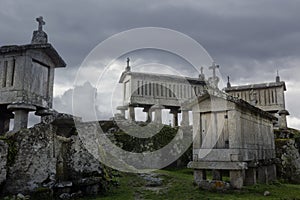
[80,168,300,200]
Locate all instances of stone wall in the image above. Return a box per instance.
[275,139,300,183]
[0,140,8,187]
[0,116,114,197]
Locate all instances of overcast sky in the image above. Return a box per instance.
[1,0,300,129]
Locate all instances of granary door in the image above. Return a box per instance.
[200,111,229,149]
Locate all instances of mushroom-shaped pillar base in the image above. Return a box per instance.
[8,103,36,131]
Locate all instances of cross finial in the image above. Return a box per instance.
[276,69,280,82]
[200,66,204,74]
[36,16,45,31]
[209,62,219,79]
[227,75,231,88]
[127,57,130,67]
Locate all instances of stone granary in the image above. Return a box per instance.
[225,73,289,129]
[187,93,277,189]
[117,58,208,126]
[0,17,66,133]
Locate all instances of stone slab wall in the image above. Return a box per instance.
[0,140,8,186]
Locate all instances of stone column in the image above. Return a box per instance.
[128,106,135,122]
[35,108,56,124]
[244,168,257,185]
[266,164,277,183]
[170,108,179,127]
[152,104,164,124]
[212,170,222,181]
[278,110,289,129]
[0,112,13,135]
[257,166,267,184]
[7,103,36,131]
[180,106,189,126]
[194,169,206,184]
[116,105,128,119]
[143,106,152,123]
[230,170,244,189]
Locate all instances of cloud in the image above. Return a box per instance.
[1,0,299,129]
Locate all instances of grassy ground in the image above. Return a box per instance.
[81,168,300,200]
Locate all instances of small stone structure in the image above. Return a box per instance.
[225,73,288,129]
[117,59,211,126]
[187,93,277,189]
[0,17,66,134]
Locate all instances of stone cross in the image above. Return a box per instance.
[209,62,219,79]
[227,76,231,88]
[127,57,130,67]
[36,16,45,31]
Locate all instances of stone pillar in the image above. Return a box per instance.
[116,105,128,119]
[35,108,56,124]
[7,104,36,131]
[152,104,164,124]
[194,169,206,183]
[14,110,29,130]
[266,164,277,183]
[257,166,267,184]
[180,107,189,126]
[0,118,10,135]
[230,170,244,189]
[0,112,13,135]
[244,168,257,185]
[212,170,222,181]
[143,107,152,123]
[170,109,179,127]
[128,106,135,121]
[278,110,289,129]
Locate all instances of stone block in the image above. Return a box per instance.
[230,170,244,189]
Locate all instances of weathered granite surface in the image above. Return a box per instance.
[0,140,8,186]
[276,139,300,183]
[0,115,112,197]
[4,123,62,194]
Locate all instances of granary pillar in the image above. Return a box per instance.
[180,106,189,126]
[244,168,257,185]
[0,112,13,135]
[230,170,244,189]
[143,106,152,123]
[278,110,289,129]
[7,104,36,131]
[117,105,128,119]
[266,164,277,183]
[152,104,164,124]
[257,164,276,184]
[128,106,135,122]
[212,170,222,181]
[194,169,206,184]
[170,108,179,127]
[257,166,267,184]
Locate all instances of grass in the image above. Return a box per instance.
[80,168,300,200]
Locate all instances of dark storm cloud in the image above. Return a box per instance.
[1,0,300,127]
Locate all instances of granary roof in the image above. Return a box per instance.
[186,91,278,121]
[119,71,206,85]
[225,81,286,92]
[0,43,66,68]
